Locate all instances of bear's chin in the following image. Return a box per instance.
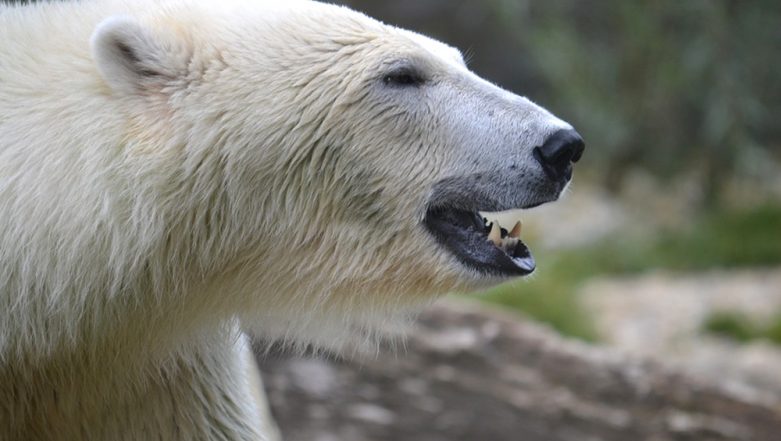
[244,303,420,356]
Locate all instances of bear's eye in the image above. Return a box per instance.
[382,67,425,87]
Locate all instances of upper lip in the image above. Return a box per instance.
[427,186,559,216]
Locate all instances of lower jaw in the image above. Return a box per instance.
[424,209,536,278]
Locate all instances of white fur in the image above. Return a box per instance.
[0,0,570,439]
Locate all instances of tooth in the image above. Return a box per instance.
[487,222,501,247]
[509,221,522,238]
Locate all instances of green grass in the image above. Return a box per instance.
[478,273,599,341]
[640,203,781,271]
[703,312,781,345]
[476,203,781,342]
[702,312,758,342]
[765,318,781,345]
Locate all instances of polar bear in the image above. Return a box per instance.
[0,0,584,439]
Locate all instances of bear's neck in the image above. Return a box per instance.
[1,326,265,441]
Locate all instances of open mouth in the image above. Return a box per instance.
[424,207,537,278]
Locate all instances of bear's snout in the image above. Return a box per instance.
[533,129,585,184]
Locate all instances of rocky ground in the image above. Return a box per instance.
[582,267,781,402]
[256,300,781,441]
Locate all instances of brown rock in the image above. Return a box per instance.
[256,300,781,441]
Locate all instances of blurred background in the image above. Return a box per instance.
[260,1,781,440]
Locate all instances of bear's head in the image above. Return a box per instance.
[90,1,583,346]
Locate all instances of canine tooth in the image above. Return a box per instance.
[509,221,522,238]
[487,222,502,246]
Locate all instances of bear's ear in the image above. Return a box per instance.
[91,16,185,95]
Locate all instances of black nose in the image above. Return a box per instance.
[533,129,585,182]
